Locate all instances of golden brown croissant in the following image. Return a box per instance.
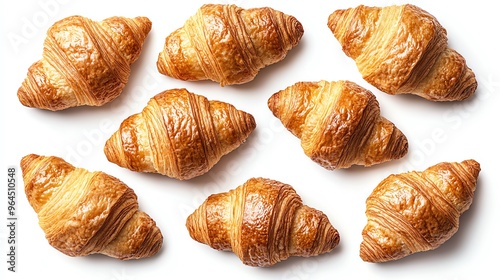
[186,177,340,267]
[20,154,163,260]
[18,15,152,111]
[156,4,303,86]
[268,80,408,170]
[104,88,256,180]
[327,4,477,101]
[360,159,480,262]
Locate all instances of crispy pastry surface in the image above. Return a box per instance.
[328,4,476,101]
[104,88,256,180]
[186,177,340,267]
[360,160,480,262]
[157,4,303,86]
[21,154,163,260]
[268,80,408,170]
[18,15,151,110]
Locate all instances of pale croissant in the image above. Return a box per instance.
[328,4,477,101]
[20,154,163,260]
[186,177,340,267]
[157,4,303,86]
[18,15,152,111]
[104,88,256,180]
[361,160,480,262]
[268,80,408,170]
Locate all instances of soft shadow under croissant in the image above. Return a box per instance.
[21,154,163,260]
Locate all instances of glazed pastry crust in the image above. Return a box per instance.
[20,154,163,260]
[360,160,480,262]
[18,15,151,110]
[186,177,340,267]
[157,4,303,86]
[104,88,256,180]
[328,4,476,101]
[268,80,408,170]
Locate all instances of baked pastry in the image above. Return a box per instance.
[104,88,256,180]
[327,4,477,101]
[186,177,340,267]
[157,4,303,86]
[18,15,152,111]
[361,160,480,262]
[268,80,408,170]
[20,154,163,260]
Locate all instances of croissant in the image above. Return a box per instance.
[20,154,163,260]
[104,88,256,180]
[360,159,481,262]
[268,80,408,170]
[186,177,340,267]
[327,4,477,101]
[17,15,152,111]
[156,4,304,86]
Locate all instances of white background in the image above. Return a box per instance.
[1,0,499,279]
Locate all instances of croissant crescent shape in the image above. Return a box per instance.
[104,88,256,180]
[360,160,480,262]
[20,154,163,260]
[18,15,152,111]
[268,80,408,170]
[327,4,477,101]
[157,4,304,86]
[186,177,340,267]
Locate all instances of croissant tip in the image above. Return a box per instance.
[461,159,481,177]
[359,241,378,263]
[359,235,401,263]
[267,91,282,118]
[185,206,210,246]
[247,113,257,131]
[327,9,343,30]
[103,132,125,168]
[291,17,304,42]
[140,224,164,260]
[134,16,153,33]
[20,154,40,170]
[267,92,277,108]
[326,225,341,251]
[460,76,478,101]
[396,130,409,159]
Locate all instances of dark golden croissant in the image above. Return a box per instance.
[18,15,152,111]
[20,154,163,260]
[268,80,408,170]
[157,4,303,86]
[361,160,480,262]
[327,4,477,101]
[186,177,340,267]
[104,88,256,180]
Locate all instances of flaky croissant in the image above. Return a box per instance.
[157,4,303,86]
[18,15,152,111]
[20,154,163,260]
[186,177,340,267]
[268,80,408,170]
[361,160,480,262]
[328,4,477,101]
[104,88,256,180]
